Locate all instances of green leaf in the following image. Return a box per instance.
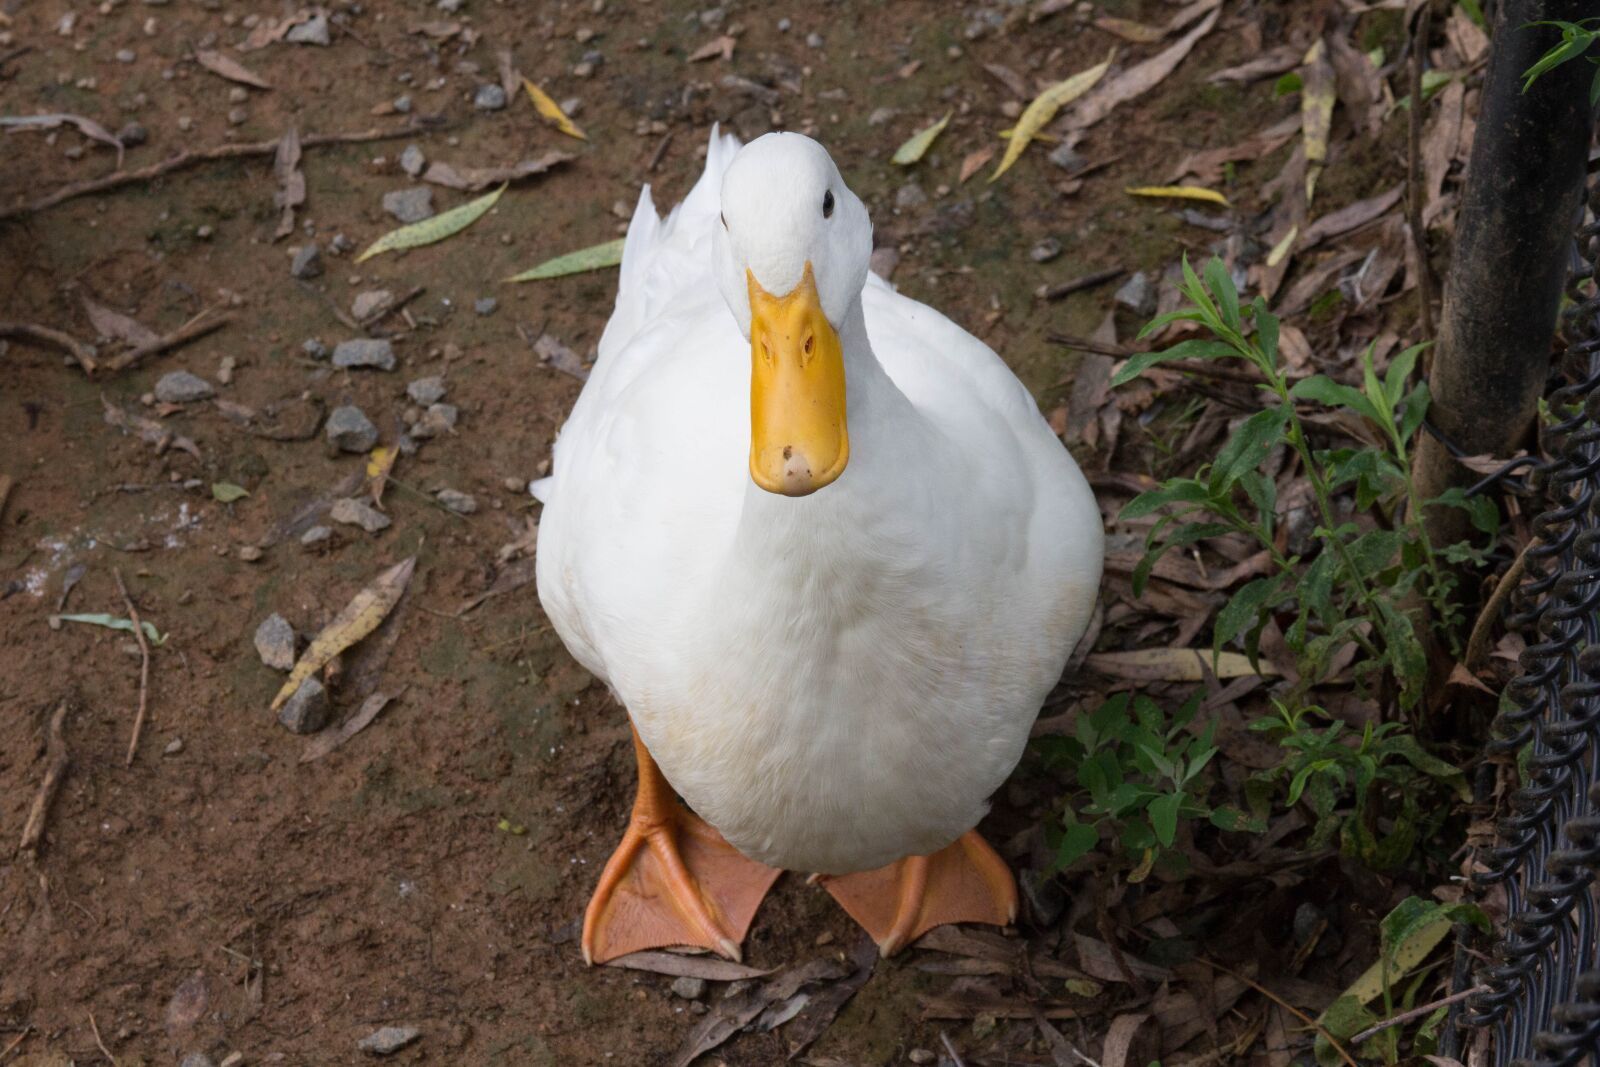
[1382,734,1470,799]
[1111,339,1241,386]
[1400,380,1430,444]
[1522,24,1599,91]
[1214,574,1284,652]
[1458,0,1485,27]
[211,481,250,503]
[1208,805,1266,833]
[1274,71,1303,96]
[1210,407,1288,493]
[1254,303,1280,370]
[357,183,506,263]
[505,236,626,282]
[1346,529,1403,578]
[1202,257,1240,331]
[1055,818,1100,869]
[1289,374,1384,425]
[1431,486,1499,535]
[53,612,168,646]
[1148,792,1182,847]
[892,110,953,165]
[1120,478,1212,520]
[1383,342,1429,408]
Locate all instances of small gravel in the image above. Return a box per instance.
[1030,237,1063,263]
[285,11,330,44]
[358,1027,421,1055]
[382,186,435,224]
[669,976,707,1000]
[410,402,457,438]
[399,143,426,176]
[290,243,323,279]
[154,370,214,403]
[253,613,296,670]
[406,376,447,405]
[277,677,329,733]
[303,338,329,360]
[473,83,508,110]
[474,296,498,316]
[332,338,396,371]
[435,488,477,515]
[351,290,393,320]
[330,497,391,533]
[326,405,379,453]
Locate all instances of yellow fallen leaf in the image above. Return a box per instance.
[1125,185,1230,206]
[270,557,416,711]
[505,237,625,282]
[991,50,1113,182]
[522,79,586,140]
[892,111,952,166]
[1094,16,1164,43]
[356,184,506,263]
[1265,224,1299,268]
[367,445,398,507]
[1084,648,1278,682]
[1300,39,1335,203]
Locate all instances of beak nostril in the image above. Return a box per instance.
[802,334,815,360]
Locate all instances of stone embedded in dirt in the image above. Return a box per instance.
[438,0,462,10]
[285,11,331,44]
[330,232,355,255]
[358,1027,421,1055]
[867,106,897,126]
[407,376,447,405]
[332,338,397,371]
[303,338,329,360]
[330,497,391,533]
[290,243,323,279]
[164,737,184,756]
[435,488,477,515]
[1030,237,1063,263]
[382,186,435,224]
[908,1051,935,1065]
[326,405,379,453]
[894,182,927,211]
[1115,271,1154,316]
[474,297,498,316]
[352,290,394,320]
[154,370,215,404]
[117,121,148,146]
[669,976,707,1000]
[474,83,508,110]
[301,524,333,545]
[410,402,458,439]
[399,143,426,177]
[217,355,236,385]
[179,1054,216,1067]
[254,613,297,671]
[238,545,264,563]
[806,31,824,48]
[277,676,330,734]
[1046,141,1087,173]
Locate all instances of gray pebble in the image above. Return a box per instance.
[116,49,137,63]
[290,243,323,279]
[1047,141,1087,174]
[669,976,707,1000]
[382,186,435,224]
[1114,271,1154,316]
[179,1054,216,1067]
[117,121,148,146]
[330,497,391,533]
[437,0,462,10]
[908,1051,935,1066]
[358,1026,421,1056]
[303,338,329,360]
[406,376,447,405]
[285,11,330,44]
[164,737,184,756]
[330,232,355,254]
[399,143,426,176]
[253,613,297,671]
[154,370,215,404]
[352,289,393,320]
[277,677,330,733]
[474,296,498,316]
[301,524,333,545]
[332,338,397,371]
[777,17,791,31]
[894,182,927,211]
[805,31,823,48]
[473,83,508,111]
[326,405,379,453]
[393,94,413,114]
[699,7,725,27]
[573,60,596,77]
[1030,237,1063,264]
[867,106,897,126]
[410,402,457,439]
[435,488,477,514]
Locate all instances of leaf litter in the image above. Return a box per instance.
[270,557,416,712]
[356,184,505,262]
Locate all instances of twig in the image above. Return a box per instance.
[101,308,232,372]
[648,129,675,173]
[1201,958,1359,1067]
[1034,1014,1102,1067]
[0,127,424,222]
[361,285,426,332]
[18,702,70,856]
[1047,332,1132,358]
[1407,0,1435,338]
[1350,984,1488,1044]
[86,1011,117,1066]
[939,1032,968,1067]
[0,1025,31,1062]
[0,475,13,543]
[1465,541,1532,671]
[299,280,362,331]
[1036,266,1126,302]
[0,321,98,373]
[114,569,152,767]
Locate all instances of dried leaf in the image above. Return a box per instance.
[270,557,416,711]
[421,151,572,191]
[1125,184,1229,206]
[299,688,403,762]
[688,34,736,62]
[81,296,159,348]
[102,395,202,459]
[982,62,1029,99]
[1084,648,1278,681]
[53,612,167,646]
[1446,7,1489,65]
[356,184,505,263]
[1170,113,1300,185]
[366,445,398,507]
[1095,16,1164,43]
[959,145,996,183]
[1422,80,1466,225]
[1299,40,1336,203]
[607,951,773,981]
[194,49,271,90]
[1208,46,1301,84]
[1326,33,1382,135]
[1299,185,1403,248]
[211,481,250,503]
[892,111,952,165]
[1073,934,1173,983]
[273,127,305,241]
[505,237,624,282]
[1168,0,1222,30]
[991,52,1113,181]
[1068,8,1219,129]
[1,112,125,165]
[522,79,586,139]
[1101,1013,1152,1067]
[455,556,537,616]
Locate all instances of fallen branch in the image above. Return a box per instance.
[1035,266,1126,302]
[114,569,152,767]
[1349,984,1488,1044]
[0,321,98,374]
[0,1025,32,1062]
[0,127,425,222]
[18,702,70,857]
[101,308,233,372]
[1200,958,1358,1067]
[87,1011,117,1066]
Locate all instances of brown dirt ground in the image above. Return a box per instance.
[0,0,1425,1064]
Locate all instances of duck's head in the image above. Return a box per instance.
[714,133,872,498]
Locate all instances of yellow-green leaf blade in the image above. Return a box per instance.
[270,557,416,712]
[211,481,250,503]
[991,50,1114,182]
[891,111,952,166]
[355,184,506,264]
[504,237,625,282]
[522,78,587,140]
[1125,184,1230,206]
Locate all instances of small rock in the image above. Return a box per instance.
[1114,271,1154,316]
[164,737,185,756]
[253,613,297,670]
[909,1051,936,1066]
[358,1027,421,1056]
[806,31,823,48]
[285,11,330,44]
[894,182,927,211]
[473,83,508,110]
[116,48,137,63]
[228,87,248,104]
[777,16,792,31]
[473,296,498,316]
[330,232,355,255]
[238,545,263,562]
[330,497,391,533]
[410,402,457,438]
[502,476,525,492]
[867,106,897,126]
[351,289,393,320]
[326,405,379,453]
[1047,141,1087,174]
[573,60,595,78]
[1030,237,1063,263]
[228,106,248,126]
[117,121,148,146]
[195,224,214,239]
[179,1054,216,1067]
[290,243,323,279]
[154,370,215,403]
[277,677,330,734]
[435,488,477,515]
[669,976,707,1000]
[217,356,236,385]
[407,376,447,405]
[438,0,462,10]
[399,143,426,176]
[301,524,332,545]
[219,1054,244,1067]
[382,186,434,224]
[303,338,329,360]
[332,338,397,371]
[393,94,413,114]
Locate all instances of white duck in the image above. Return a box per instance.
[535,129,1103,964]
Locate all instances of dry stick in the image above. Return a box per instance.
[0,127,421,222]
[1465,541,1532,672]
[1407,1,1435,338]
[18,702,69,855]
[0,475,13,541]
[648,129,675,173]
[1200,958,1360,1067]
[939,1033,968,1067]
[114,569,152,767]
[0,321,98,373]
[1036,265,1126,302]
[86,1011,117,1066]
[0,1026,31,1062]
[1349,984,1488,1044]
[101,308,233,372]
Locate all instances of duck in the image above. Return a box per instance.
[533,128,1103,965]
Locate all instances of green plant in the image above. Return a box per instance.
[1521,18,1600,102]
[1039,691,1262,879]
[1115,256,1494,713]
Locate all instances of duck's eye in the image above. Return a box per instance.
[822,190,834,219]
